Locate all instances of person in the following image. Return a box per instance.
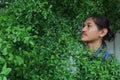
[81,14,115,60]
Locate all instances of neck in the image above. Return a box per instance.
[87,40,102,53]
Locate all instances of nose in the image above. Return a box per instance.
[82,26,87,32]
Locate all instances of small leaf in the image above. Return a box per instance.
[0,63,12,75]
[2,48,8,55]
[15,56,24,65]
[3,76,7,80]
[29,40,35,46]
[0,56,5,63]
[0,76,2,80]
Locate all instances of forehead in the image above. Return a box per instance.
[84,17,95,24]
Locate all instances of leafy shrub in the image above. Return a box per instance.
[0,0,120,80]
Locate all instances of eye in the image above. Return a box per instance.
[88,24,91,28]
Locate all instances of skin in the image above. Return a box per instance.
[81,17,108,52]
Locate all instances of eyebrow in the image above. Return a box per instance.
[83,22,92,25]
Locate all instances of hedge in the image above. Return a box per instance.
[0,0,120,80]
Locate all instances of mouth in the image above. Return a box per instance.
[81,34,87,38]
[81,32,87,37]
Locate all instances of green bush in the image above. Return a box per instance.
[0,0,120,80]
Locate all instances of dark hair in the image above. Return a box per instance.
[90,14,115,42]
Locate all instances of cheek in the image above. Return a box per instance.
[89,28,100,34]
[88,29,100,37]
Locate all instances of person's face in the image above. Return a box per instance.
[81,17,102,42]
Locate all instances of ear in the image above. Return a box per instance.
[99,28,108,38]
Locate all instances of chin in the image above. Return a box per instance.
[81,38,87,41]
[81,39,89,42]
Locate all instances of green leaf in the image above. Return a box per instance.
[3,76,7,80]
[0,63,12,76]
[14,56,24,65]
[2,48,8,55]
[0,56,5,63]
[0,77,2,80]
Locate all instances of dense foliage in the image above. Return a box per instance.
[0,0,120,80]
